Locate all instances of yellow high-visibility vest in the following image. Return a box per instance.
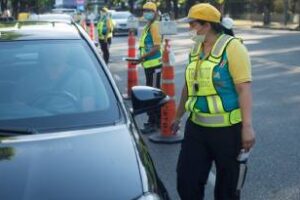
[97,17,113,40]
[139,22,162,69]
[185,34,241,127]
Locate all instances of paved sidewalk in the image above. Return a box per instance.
[176,19,300,31]
[235,19,299,31]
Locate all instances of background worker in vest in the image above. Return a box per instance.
[131,2,162,133]
[171,3,255,200]
[97,7,113,64]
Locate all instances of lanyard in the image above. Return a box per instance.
[193,44,209,92]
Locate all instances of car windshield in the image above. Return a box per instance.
[0,40,122,132]
[112,12,131,19]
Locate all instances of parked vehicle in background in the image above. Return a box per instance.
[0,21,169,200]
[52,8,77,15]
[111,11,138,36]
[52,8,78,21]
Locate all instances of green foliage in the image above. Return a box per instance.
[10,0,55,13]
[273,0,284,13]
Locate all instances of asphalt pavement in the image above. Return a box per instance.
[108,26,300,200]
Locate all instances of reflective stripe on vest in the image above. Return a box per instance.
[189,41,202,63]
[206,95,225,114]
[139,22,162,69]
[142,58,162,68]
[185,34,241,127]
[185,96,197,112]
[139,25,150,49]
[191,108,241,127]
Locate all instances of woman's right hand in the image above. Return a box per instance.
[171,119,181,135]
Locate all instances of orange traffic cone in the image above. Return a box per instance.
[124,30,138,99]
[149,39,183,144]
[89,22,95,41]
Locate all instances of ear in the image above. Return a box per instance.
[204,22,211,29]
[203,22,212,32]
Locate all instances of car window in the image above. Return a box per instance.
[112,12,131,19]
[0,40,122,131]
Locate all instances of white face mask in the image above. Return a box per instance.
[189,30,206,43]
[192,34,206,43]
[189,29,197,38]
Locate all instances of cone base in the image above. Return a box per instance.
[149,133,183,144]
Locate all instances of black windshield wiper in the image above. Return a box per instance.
[0,127,37,136]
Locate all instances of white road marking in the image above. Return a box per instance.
[249,46,300,57]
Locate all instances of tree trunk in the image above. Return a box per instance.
[298,0,300,28]
[19,0,27,12]
[36,0,39,14]
[11,0,18,18]
[284,0,289,26]
[186,0,194,15]
[263,1,271,26]
[128,0,134,13]
[1,0,8,13]
[165,0,171,13]
[215,2,224,15]
[173,0,178,19]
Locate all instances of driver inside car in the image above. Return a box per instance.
[14,44,96,114]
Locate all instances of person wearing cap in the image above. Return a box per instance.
[131,2,162,133]
[97,7,114,64]
[171,3,255,200]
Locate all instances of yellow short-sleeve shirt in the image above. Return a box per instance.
[226,39,252,84]
[149,22,161,46]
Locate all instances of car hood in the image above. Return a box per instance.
[0,125,143,200]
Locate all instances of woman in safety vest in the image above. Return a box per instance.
[131,2,162,133]
[97,7,113,64]
[171,3,255,200]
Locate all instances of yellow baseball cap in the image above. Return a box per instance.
[143,2,157,12]
[187,3,221,23]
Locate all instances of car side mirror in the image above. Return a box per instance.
[131,86,169,116]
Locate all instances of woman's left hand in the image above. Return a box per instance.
[241,125,256,151]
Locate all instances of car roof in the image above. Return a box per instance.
[0,21,81,41]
